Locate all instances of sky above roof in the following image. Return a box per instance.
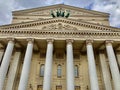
[0,0,120,28]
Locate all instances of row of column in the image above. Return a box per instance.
[0,39,120,90]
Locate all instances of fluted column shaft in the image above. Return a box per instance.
[99,51,112,90]
[18,39,34,90]
[43,39,53,90]
[0,50,4,65]
[0,39,14,90]
[66,39,74,90]
[6,51,21,90]
[86,40,99,90]
[116,51,120,69]
[106,41,120,90]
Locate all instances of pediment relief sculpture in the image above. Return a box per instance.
[42,23,78,30]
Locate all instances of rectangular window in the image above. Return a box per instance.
[37,85,43,90]
[56,85,62,90]
[40,52,46,58]
[56,53,64,59]
[74,53,80,59]
[75,86,80,90]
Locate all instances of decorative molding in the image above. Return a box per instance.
[47,39,54,44]
[7,37,15,43]
[66,39,74,44]
[105,40,114,46]
[0,18,119,32]
[86,40,93,45]
[27,38,34,43]
[42,23,77,30]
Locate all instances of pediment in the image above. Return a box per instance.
[13,4,109,17]
[41,23,78,31]
[1,18,119,32]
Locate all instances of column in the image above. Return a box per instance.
[0,38,14,90]
[5,51,21,90]
[0,50,4,65]
[99,51,112,90]
[66,39,74,90]
[86,40,99,90]
[43,39,54,90]
[106,41,120,90]
[116,51,120,68]
[18,39,34,90]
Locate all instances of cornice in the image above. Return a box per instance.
[0,18,119,32]
[0,28,120,40]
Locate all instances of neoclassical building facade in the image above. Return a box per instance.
[0,4,120,90]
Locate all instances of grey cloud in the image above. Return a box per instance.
[0,0,120,28]
[92,0,120,27]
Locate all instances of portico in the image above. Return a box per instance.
[0,4,120,90]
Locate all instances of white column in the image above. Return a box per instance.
[0,39,14,90]
[106,41,120,90]
[43,39,54,90]
[86,40,99,90]
[5,51,21,90]
[99,51,112,90]
[0,50,4,65]
[116,51,120,68]
[66,39,74,90]
[18,39,34,90]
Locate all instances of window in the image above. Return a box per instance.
[74,65,79,78]
[40,52,46,58]
[75,86,80,90]
[56,52,64,59]
[74,53,80,59]
[56,85,62,90]
[57,65,62,77]
[40,64,44,77]
[37,85,43,90]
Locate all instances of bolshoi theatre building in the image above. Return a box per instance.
[0,4,120,90]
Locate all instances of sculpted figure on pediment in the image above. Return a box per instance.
[42,23,78,30]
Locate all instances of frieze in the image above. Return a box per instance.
[42,23,77,30]
[0,29,120,40]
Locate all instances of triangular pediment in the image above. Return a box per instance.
[13,4,109,17]
[1,18,119,32]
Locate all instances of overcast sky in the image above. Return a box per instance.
[0,0,120,28]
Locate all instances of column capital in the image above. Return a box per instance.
[7,38,15,44]
[86,39,93,45]
[66,39,74,44]
[27,38,34,43]
[47,39,54,44]
[105,40,113,46]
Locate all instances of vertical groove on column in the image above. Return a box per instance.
[0,50,4,66]
[66,40,74,90]
[86,40,99,90]
[43,40,53,90]
[5,51,21,90]
[106,41,120,90]
[99,51,112,90]
[0,40,14,90]
[18,40,33,90]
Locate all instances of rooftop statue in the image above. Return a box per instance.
[51,9,70,18]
